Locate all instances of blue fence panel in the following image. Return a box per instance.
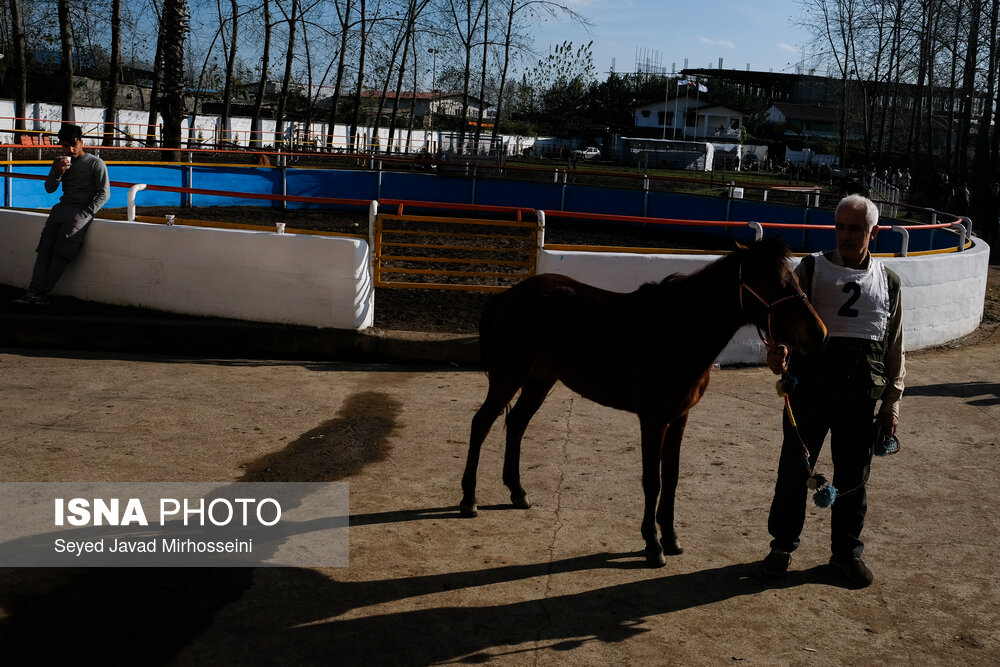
[647,191,729,222]
[7,165,52,208]
[284,169,376,209]
[192,166,282,207]
[564,185,645,218]
[474,179,562,211]
[380,172,472,204]
[116,165,188,207]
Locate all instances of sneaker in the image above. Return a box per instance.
[762,549,791,578]
[829,556,874,587]
[12,292,49,306]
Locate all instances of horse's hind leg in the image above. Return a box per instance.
[460,379,522,517]
[657,414,688,556]
[502,374,556,509]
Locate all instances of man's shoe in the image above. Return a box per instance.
[829,556,874,587]
[762,549,791,578]
[12,292,49,306]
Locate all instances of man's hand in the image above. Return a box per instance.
[766,344,789,375]
[876,412,898,435]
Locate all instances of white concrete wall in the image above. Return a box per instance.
[883,245,990,351]
[538,243,990,365]
[0,209,374,330]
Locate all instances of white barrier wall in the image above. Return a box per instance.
[0,209,374,330]
[538,243,990,365]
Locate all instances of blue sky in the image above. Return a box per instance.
[535,0,814,76]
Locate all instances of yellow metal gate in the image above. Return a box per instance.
[372,212,540,292]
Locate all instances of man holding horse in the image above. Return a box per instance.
[763,194,905,588]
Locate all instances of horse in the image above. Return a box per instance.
[459,237,828,567]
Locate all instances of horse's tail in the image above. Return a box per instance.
[478,291,503,375]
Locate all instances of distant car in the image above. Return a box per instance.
[572,147,601,159]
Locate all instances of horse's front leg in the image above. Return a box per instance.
[657,414,688,556]
[639,416,668,567]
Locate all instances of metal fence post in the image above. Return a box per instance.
[126,184,147,221]
[534,210,546,276]
[890,226,909,256]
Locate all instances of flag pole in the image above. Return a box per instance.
[695,76,701,138]
[662,77,669,140]
[672,79,680,139]
[684,81,690,139]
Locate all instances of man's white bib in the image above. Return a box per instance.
[810,253,890,341]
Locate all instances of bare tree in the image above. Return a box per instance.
[273,0,300,150]
[7,0,28,135]
[387,0,432,154]
[57,0,74,121]
[220,0,240,144]
[146,9,167,148]
[325,0,355,150]
[249,0,272,149]
[444,0,487,153]
[956,0,982,181]
[349,0,368,151]
[371,4,418,153]
[798,0,855,162]
[103,0,123,145]
[472,0,489,153]
[160,0,191,161]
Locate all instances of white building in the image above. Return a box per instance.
[634,97,747,141]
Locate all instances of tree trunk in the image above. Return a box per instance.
[489,0,517,158]
[957,0,981,181]
[326,0,353,150]
[57,0,75,122]
[274,0,299,150]
[945,0,964,171]
[372,15,410,153]
[160,0,190,162]
[473,0,489,153]
[146,20,166,147]
[349,0,368,152]
[221,0,240,145]
[978,0,999,184]
[8,0,28,135]
[250,0,271,149]
[102,0,123,145]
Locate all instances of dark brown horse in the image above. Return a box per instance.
[460,237,828,566]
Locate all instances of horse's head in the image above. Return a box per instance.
[735,238,827,354]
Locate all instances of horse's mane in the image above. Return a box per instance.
[640,237,792,302]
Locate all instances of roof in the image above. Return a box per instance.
[769,103,838,123]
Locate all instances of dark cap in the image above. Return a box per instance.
[56,124,83,144]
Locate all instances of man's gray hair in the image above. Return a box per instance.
[836,194,880,230]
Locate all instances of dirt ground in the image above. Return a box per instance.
[0,259,998,665]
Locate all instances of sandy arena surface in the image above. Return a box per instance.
[1,268,998,665]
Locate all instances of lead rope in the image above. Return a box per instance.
[776,370,893,507]
[776,376,840,507]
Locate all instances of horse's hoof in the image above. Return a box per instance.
[644,546,666,567]
[459,500,478,518]
[662,538,684,556]
[510,493,532,509]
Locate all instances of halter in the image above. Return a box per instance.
[738,262,808,349]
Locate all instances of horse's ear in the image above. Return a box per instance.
[735,241,748,251]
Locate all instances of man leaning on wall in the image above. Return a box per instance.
[13,123,110,306]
